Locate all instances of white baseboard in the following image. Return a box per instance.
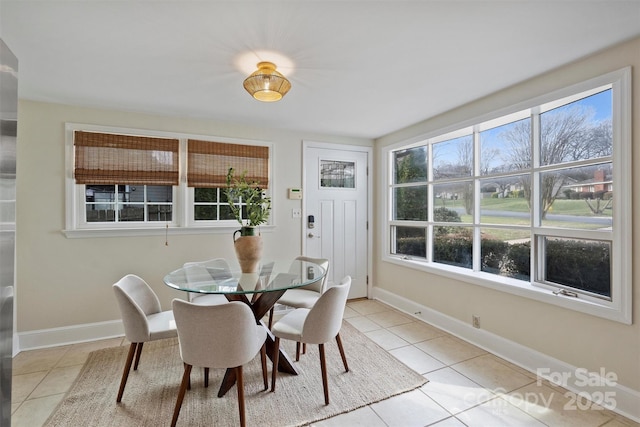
[12,332,19,357]
[17,320,123,352]
[373,287,640,423]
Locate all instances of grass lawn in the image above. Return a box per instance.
[437,198,610,235]
[435,197,612,217]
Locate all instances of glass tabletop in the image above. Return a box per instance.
[163,259,326,295]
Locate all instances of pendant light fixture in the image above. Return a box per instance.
[243,61,291,102]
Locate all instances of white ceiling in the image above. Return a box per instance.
[1,1,639,139]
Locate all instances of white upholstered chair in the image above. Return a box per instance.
[112,274,177,402]
[171,299,268,427]
[270,276,351,405]
[267,256,330,330]
[183,258,231,306]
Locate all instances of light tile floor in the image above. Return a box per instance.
[11,300,639,427]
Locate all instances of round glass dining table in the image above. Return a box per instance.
[163,258,326,397]
[163,259,325,296]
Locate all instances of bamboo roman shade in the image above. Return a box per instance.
[74,131,180,185]
[187,139,269,188]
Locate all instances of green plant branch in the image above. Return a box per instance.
[224,167,271,228]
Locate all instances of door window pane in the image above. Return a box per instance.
[320,160,355,188]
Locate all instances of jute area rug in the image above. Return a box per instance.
[45,321,427,427]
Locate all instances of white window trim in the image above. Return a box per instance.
[382,67,632,324]
[63,123,275,238]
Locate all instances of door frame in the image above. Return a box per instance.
[302,140,374,298]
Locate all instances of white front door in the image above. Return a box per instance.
[303,142,370,299]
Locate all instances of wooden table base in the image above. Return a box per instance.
[217,290,297,397]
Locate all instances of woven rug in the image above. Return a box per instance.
[45,321,427,427]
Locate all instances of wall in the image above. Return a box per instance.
[15,101,371,334]
[375,37,640,395]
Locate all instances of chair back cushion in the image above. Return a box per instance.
[292,256,330,294]
[113,274,162,342]
[302,276,351,344]
[172,299,266,368]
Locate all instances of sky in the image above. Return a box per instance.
[403,88,612,173]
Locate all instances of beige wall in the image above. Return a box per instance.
[15,101,371,332]
[375,36,640,392]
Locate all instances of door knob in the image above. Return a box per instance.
[308,233,317,238]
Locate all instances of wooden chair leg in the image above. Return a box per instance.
[295,342,300,361]
[303,343,307,354]
[236,366,246,427]
[171,364,192,427]
[260,344,268,390]
[335,333,349,372]
[318,343,329,405]
[116,342,137,402]
[268,307,275,329]
[270,337,280,392]
[186,363,191,390]
[133,342,144,370]
[204,367,209,388]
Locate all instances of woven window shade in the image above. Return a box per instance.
[187,139,269,188]
[74,131,179,185]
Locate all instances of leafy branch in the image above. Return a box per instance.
[224,168,271,227]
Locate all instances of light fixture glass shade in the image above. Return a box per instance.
[243,61,291,102]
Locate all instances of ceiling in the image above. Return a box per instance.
[1,1,639,139]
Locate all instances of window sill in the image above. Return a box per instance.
[383,255,631,324]
[62,225,275,239]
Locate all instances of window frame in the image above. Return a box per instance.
[383,67,632,324]
[64,124,274,238]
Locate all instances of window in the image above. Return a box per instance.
[385,68,631,323]
[65,125,272,236]
[186,139,269,225]
[73,131,178,226]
